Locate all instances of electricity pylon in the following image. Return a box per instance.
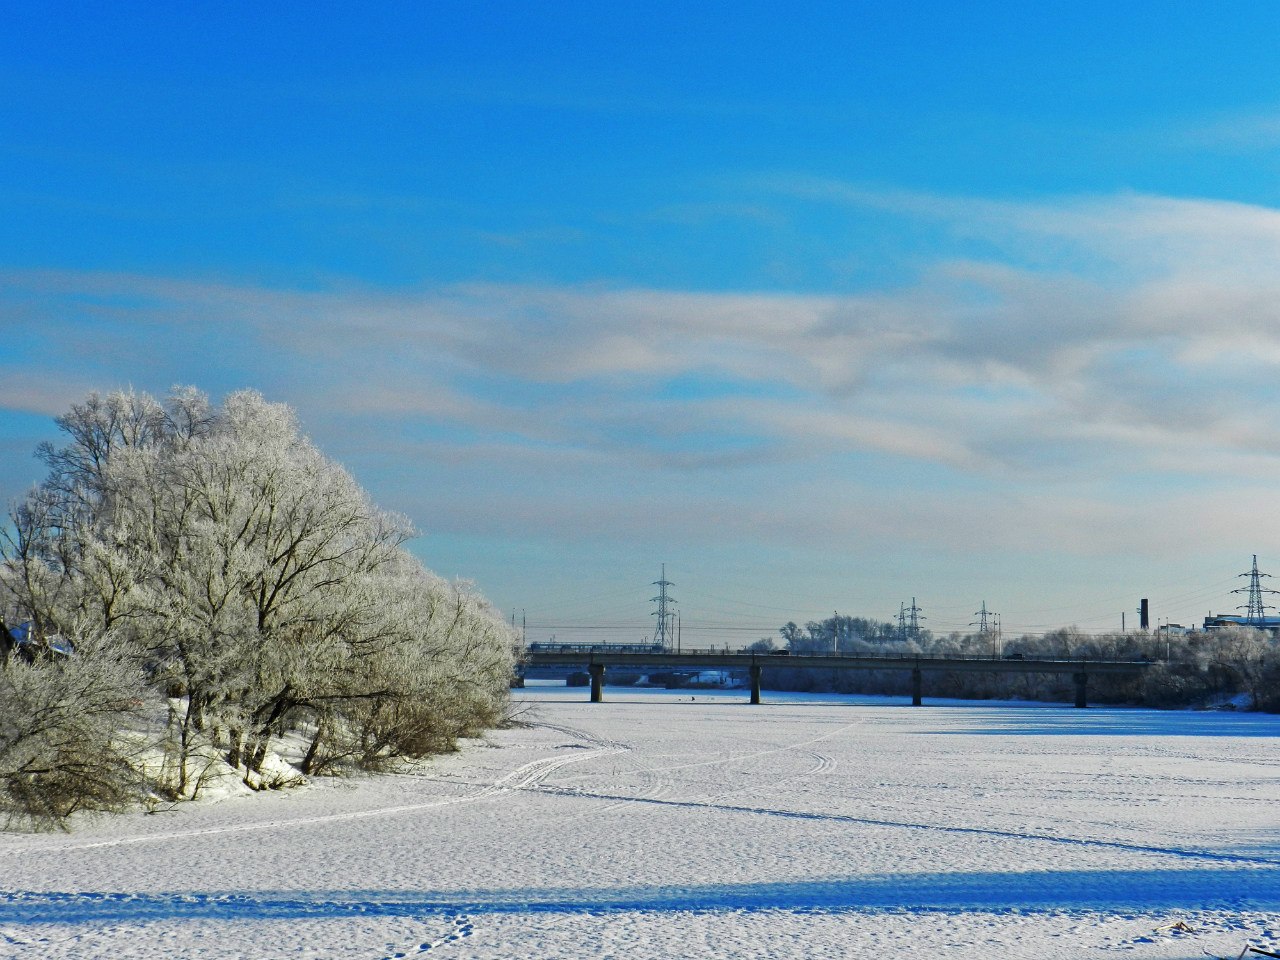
[971,601,996,635]
[971,601,1000,656]
[651,565,677,650]
[905,597,925,639]
[1233,554,1279,626]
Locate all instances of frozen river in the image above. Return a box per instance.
[2,685,1279,958]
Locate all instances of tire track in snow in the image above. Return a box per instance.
[685,748,835,808]
[514,787,1280,868]
[531,718,848,815]
[561,716,861,785]
[516,716,1277,868]
[512,720,681,822]
[527,720,843,819]
[572,751,675,815]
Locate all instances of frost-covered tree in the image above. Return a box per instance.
[1,386,517,816]
[0,630,146,830]
[295,556,517,773]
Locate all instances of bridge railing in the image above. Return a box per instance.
[523,644,1152,666]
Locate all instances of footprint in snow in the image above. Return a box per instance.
[380,914,474,957]
[423,914,474,950]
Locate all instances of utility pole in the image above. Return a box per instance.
[651,565,677,651]
[1233,554,1278,627]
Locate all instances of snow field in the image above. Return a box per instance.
[2,688,1279,958]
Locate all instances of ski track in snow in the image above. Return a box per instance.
[4,719,623,856]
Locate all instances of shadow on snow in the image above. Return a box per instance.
[5,867,1280,924]
[918,709,1280,738]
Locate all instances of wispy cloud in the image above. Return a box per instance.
[5,184,1280,571]
[0,368,112,418]
[7,176,1280,477]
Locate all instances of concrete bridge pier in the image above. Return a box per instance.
[589,662,605,703]
[911,667,922,706]
[1073,671,1088,709]
[749,663,762,705]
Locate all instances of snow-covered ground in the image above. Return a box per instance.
[3,684,1279,959]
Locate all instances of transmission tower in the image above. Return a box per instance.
[1233,554,1279,626]
[971,601,1000,656]
[970,601,998,635]
[897,602,908,641]
[905,597,925,639]
[651,564,677,651]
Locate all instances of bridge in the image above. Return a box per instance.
[521,648,1153,708]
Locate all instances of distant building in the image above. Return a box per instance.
[1202,614,1280,636]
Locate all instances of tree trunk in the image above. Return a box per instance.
[299,715,328,775]
[226,728,243,769]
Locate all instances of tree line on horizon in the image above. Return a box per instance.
[0,388,517,830]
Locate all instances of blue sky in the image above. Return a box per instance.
[4,2,1280,643]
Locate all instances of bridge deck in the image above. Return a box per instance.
[523,649,1150,675]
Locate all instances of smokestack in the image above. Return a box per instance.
[1140,598,1149,630]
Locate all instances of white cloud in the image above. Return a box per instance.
[0,368,107,418]
[5,184,1280,573]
